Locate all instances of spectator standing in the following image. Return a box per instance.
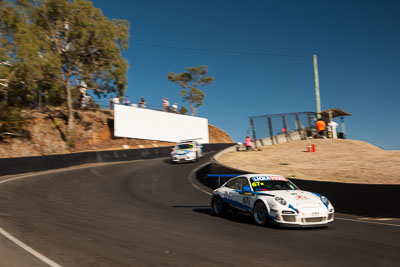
[328,120,339,139]
[112,95,120,109]
[124,96,131,106]
[109,96,113,109]
[82,95,91,109]
[162,97,169,111]
[172,102,178,113]
[140,96,146,108]
[316,119,326,138]
[244,136,254,151]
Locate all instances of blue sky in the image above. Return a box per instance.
[91,0,400,150]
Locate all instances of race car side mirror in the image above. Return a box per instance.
[242,186,251,193]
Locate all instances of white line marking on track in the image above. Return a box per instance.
[335,217,400,227]
[0,227,62,267]
[188,162,213,196]
[358,217,398,221]
[188,166,400,228]
[0,159,144,267]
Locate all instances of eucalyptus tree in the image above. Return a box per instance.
[32,0,129,144]
[167,65,214,116]
[0,0,45,114]
[1,0,129,144]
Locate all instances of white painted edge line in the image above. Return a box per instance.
[188,162,212,196]
[0,227,62,267]
[0,159,144,184]
[335,217,400,227]
[188,165,400,228]
[0,159,144,267]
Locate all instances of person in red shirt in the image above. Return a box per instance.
[245,136,254,150]
[316,119,326,138]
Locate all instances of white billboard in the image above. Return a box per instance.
[114,105,209,143]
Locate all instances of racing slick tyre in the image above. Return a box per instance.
[211,195,227,216]
[253,201,269,226]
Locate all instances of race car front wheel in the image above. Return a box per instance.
[211,195,226,216]
[253,201,269,226]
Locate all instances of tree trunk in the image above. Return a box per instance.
[190,101,194,116]
[65,79,74,146]
[38,87,42,110]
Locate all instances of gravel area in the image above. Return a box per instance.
[217,139,400,184]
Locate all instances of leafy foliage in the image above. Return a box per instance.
[167,65,214,116]
[0,0,129,141]
[179,106,188,115]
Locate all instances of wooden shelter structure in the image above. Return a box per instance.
[319,108,352,138]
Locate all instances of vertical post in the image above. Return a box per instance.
[340,116,346,138]
[249,118,258,148]
[307,113,313,128]
[266,116,275,145]
[281,115,291,142]
[295,114,303,139]
[307,112,316,138]
[313,55,321,119]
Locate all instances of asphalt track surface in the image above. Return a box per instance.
[0,154,399,267]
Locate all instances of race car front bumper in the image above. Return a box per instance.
[269,208,334,227]
[171,154,196,162]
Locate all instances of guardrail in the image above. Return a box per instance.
[195,150,400,218]
[0,143,235,176]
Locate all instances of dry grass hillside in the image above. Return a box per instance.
[218,139,400,184]
[0,108,233,158]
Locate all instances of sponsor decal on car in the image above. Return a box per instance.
[295,194,310,200]
[251,175,287,181]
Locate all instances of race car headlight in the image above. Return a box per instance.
[320,195,330,207]
[275,197,287,206]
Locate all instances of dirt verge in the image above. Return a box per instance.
[217,139,400,184]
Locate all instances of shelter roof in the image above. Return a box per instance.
[320,108,352,118]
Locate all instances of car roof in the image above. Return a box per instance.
[235,174,287,180]
[178,141,198,145]
[239,174,283,178]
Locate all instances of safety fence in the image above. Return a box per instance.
[195,160,400,218]
[248,112,317,147]
[95,100,166,111]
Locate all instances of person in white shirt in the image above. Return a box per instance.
[112,96,120,109]
[328,120,339,139]
[172,102,178,113]
[162,97,170,111]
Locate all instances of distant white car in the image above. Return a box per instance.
[211,174,334,227]
[171,141,203,163]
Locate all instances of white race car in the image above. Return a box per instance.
[171,141,203,163]
[211,174,334,227]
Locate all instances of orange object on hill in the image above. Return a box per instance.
[316,120,326,131]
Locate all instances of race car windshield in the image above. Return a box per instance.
[250,179,298,191]
[177,144,193,150]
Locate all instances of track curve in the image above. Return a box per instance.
[0,154,399,266]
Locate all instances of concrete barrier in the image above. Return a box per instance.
[0,143,235,176]
[198,160,400,218]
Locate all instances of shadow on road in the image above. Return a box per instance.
[173,205,331,231]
